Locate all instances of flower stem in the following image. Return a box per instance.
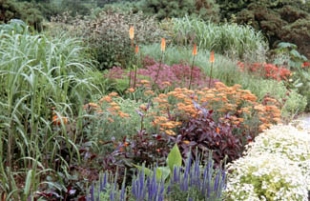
[189,56,196,89]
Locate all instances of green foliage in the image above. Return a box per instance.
[140,44,306,118]
[67,10,165,70]
[0,0,44,31]
[230,2,310,59]
[134,144,182,181]
[85,98,155,150]
[89,148,225,201]
[137,0,220,22]
[270,41,310,111]
[291,68,310,111]
[165,17,268,60]
[0,21,99,198]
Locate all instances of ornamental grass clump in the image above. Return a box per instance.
[244,124,310,190]
[0,21,98,199]
[225,154,308,201]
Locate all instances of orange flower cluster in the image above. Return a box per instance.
[238,62,291,81]
[84,92,130,119]
[151,81,281,135]
[152,116,181,135]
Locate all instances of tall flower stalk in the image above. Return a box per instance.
[154,38,166,87]
[133,45,139,88]
[128,26,135,88]
[208,51,215,88]
[129,26,134,47]
[189,44,197,89]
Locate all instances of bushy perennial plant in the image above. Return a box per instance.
[88,151,225,201]
[244,124,310,190]
[225,154,308,201]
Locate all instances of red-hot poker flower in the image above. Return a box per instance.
[210,51,215,63]
[129,26,134,40]
[161,38,166,52]
[192,44,197,56]
[135,45,139,54]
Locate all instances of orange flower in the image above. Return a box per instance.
[52,115,68,125]
[192,44,197,56]
[161,38,166,52]
[135,45,139,54]
[139,104,147,111]
[118,111,130,118]
[129,26,134,40]
[140,79,150,84]
[127,88,135,93]
[209,51,215,63]
[88,102,99,108]
[99,95,112,103]
[109,92,118,97]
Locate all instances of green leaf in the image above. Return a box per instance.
[133,164,153,177]
[167,144,182,172]
[290,49,303,59]
[277,42,297,49]
[156,166,171,181]
[24,169,34,197]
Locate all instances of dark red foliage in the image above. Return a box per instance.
[166,102,243,166]
[112,130,171,167]
[238,62,291,81]
[97,130,173,187]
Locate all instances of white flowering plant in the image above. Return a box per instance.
[245,124,310,189]
[225,154,308,201]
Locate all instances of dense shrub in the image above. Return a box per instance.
[245,124,310,190]
[225,124,310,200]
[225,154,308,200]
[66,10,165,70]
[137,0,220,22]
[238,62,291,81]
[169,102,243,165]
[0,0,44,31]
[150,82,282,136]
[232,2,310,58]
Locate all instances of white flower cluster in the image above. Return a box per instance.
[225,124,310,200]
